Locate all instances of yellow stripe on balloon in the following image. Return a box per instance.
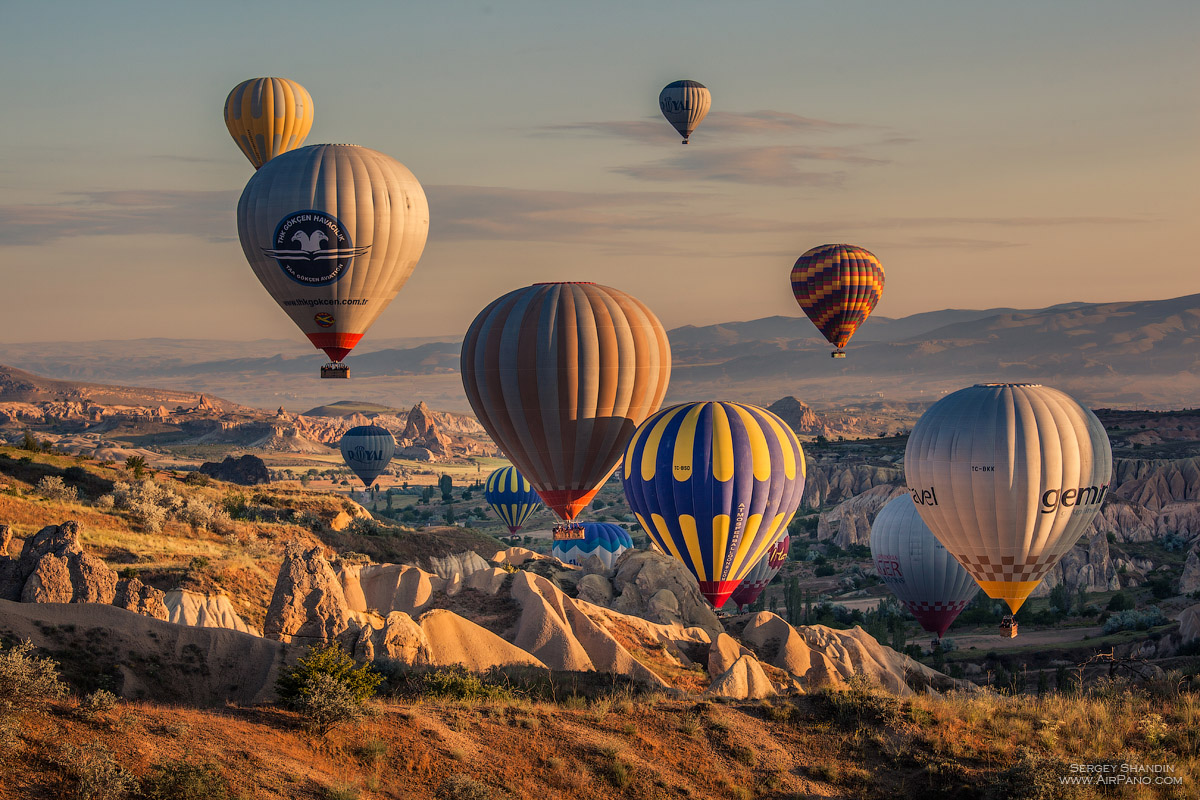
[711,404,735,482]
[711,514,731,580]
[639,404,688,481]
[756,406,799,480]
[727,512,764,578]
[678,514,707,582]
[673,403,703,482]
[648,513,690,574]
[730,404,771,481]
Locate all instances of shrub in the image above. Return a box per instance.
[814,673,901,727]
[96,494,115,510]
[437,774,496,800]
[1106,592,1134,612]
[814,564,837,577]
[295,673,365,735]
[37,475,78,502]
[276,644,382,734]
[412,666,514,702]
[0,640,66,709]
[1102,606,1166,634]
[182,471,210,487]
[347,516,388,537]
[77,689,117,721]
[140,762,229,800]
[58,741,138,800]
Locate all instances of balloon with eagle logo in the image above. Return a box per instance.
[552,522,633,571]
[727,534,790,610]
[869,495,978,639]
[904,383,1112,623]
[237,144,429,377]
[224,77,315,169]
[461,283,672,530]
[790,244,884,358]
[339,425,396,488]
[659,80,711,144]
[622,401,806,608]
[484,466,542,536]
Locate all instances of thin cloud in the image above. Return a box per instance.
[0,190,237,245]
[428,184,783,245]
[541,110,871,144]
[615,145,883,185]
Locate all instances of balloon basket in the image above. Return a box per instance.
[1000,616,1018,638]
[553,522,586,541]
[831,350,846,359]
[321,362,350,379]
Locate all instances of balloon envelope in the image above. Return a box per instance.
[461,282,671,522]
[622,401,806,608]
[870,495,978,637]
[659,80,711,143]
[224,77,315,169]
[339,425,396,487]
[728,534,790,609]
[484,466,542,534]
[552,522,633,571]
[237,144,429,364]
[904,383,1112,614]
[790,244,884,352]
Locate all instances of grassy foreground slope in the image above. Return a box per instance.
[2,666,1197,800]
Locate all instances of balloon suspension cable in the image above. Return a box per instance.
[553,521,586,541]
[321,361,350,379]
[1000,615,1018,638]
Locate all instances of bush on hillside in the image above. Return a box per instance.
[1102,606,1166,634]
[276,644,382,734]
[0,640,66,709]
[36,475,78,502]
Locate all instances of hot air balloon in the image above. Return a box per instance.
[659,80,711,144]
[790,244,884,358]
[237,144,429,378]
[728,534,790,610]
[552,522,633,571]
[461,283,671,538]
[224,77,315,169]
[484,466,542,536]
[904,383,1112,637]
[622,401,806,608]
[339,425,396,488]
[870,495,978,640]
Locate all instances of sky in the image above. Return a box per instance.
[1,0,1197,344]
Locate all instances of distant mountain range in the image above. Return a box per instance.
[2,294,1197,411]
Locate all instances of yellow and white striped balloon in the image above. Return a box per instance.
[224,77,315,169]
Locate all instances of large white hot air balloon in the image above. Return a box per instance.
[237,144,429,378]
[870,494,978,640]
[339,425,396,488]
[904,383,1112,633]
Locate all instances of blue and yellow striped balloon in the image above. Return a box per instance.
[621,401,806,608]
[484,467,542,535]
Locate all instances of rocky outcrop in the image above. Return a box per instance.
[802,463,903,510]
[766,397,830,437]
[263,542,357,643]
[1180,604,1200,643]
[198,454,271,485]
[1032,529,1122,597]
[707,655,777,700]
[0,521,167,620]
[1182,548,1200,596]
[737,612,964,696]
[1113,457,1200,510]
[816,484,908,547]
[164,590,260,635]
[609,550,722,637]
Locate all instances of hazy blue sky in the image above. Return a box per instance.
[1,1,1196,343]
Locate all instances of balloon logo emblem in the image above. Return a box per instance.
[262,210,369,286]
[314,313,335,328]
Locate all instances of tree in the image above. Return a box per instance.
[443,506,456,525]
[124,455,147,480]
[439,474,453,502]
